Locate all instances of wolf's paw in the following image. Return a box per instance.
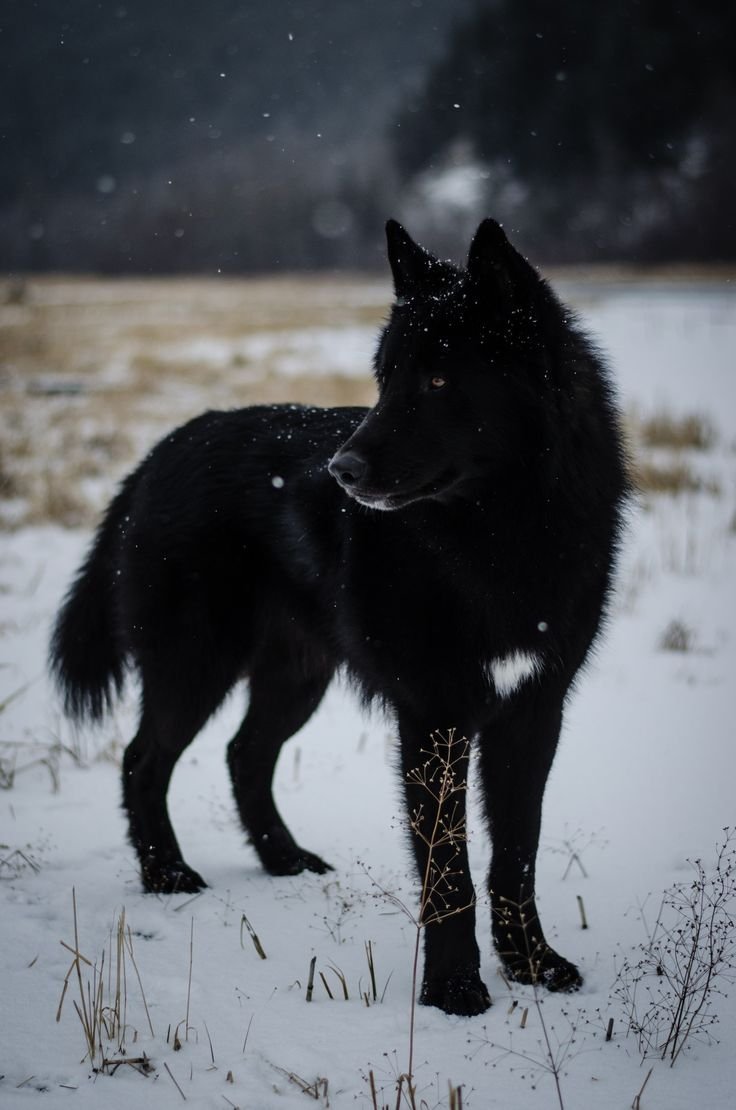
[142,857,208,894]
[420,969,492,1016]
[262,847,334,876]
[501,948,583,993]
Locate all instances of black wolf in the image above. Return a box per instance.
[51,220,627,1015]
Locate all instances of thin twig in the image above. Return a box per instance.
[164,1061,187,1101]
[185,918,194,1042]
[365,940,377,1002]
[125,925,154,1037]
[631,1066,653,1109]
[240,914,267,960]
[306,955,317,1002]
[576,894,588,929]
[242,1014,254,1054]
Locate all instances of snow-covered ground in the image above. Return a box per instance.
[1,276,735,1109]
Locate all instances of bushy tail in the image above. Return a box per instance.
[49,474,136,723]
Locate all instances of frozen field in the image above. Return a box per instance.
[1,273,735,1109]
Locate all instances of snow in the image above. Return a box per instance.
[562,280,736,425]
[148,326,377,379]
[1,279,736,1109]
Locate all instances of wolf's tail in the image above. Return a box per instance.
[49,472,137,723]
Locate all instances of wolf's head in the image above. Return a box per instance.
[328,220,572,510]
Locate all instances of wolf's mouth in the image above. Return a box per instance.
[352,490,404,511]
[346,469,459,511]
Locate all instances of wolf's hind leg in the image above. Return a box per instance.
[124,704,211,894]
[228,650,334,876]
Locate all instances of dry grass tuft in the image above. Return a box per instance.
[627,408,721,500]
[57,890,154,1073]
[639,412,715,451]
[24,469,95,529]
[633,460,719,497]
[1,278,29,305]
[0,446,21,498]
[658,619,695,653]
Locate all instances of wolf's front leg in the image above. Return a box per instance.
[399,717,491,1016]
[479,693,582,992]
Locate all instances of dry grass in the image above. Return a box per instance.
[57,890,154,1073]
[0,275,383,529]
[1,275,724,528]
[638,412,715,451]
[633,459,719,497]
[658,619,695,653]
[627,407,721,499]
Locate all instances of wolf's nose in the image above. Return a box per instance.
[329,450,367,489]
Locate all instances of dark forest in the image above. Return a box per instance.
[2,0,733,271]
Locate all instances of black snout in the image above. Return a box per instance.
[328,450,367,489]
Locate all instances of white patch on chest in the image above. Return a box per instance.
[484,650,543,699]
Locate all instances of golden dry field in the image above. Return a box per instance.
[1,270,732,531]
[0,275,387,529]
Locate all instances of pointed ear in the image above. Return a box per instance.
[467,219,535,296]
[385,219,437,299]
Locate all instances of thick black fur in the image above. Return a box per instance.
[50,220,628,1016]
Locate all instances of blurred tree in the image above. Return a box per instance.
[1,0,733,267]
[392,0,736,259]
[0,0,469,271]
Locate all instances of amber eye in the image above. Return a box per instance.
[430,376,446,390]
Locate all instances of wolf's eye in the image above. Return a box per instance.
[429,376,446,390]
